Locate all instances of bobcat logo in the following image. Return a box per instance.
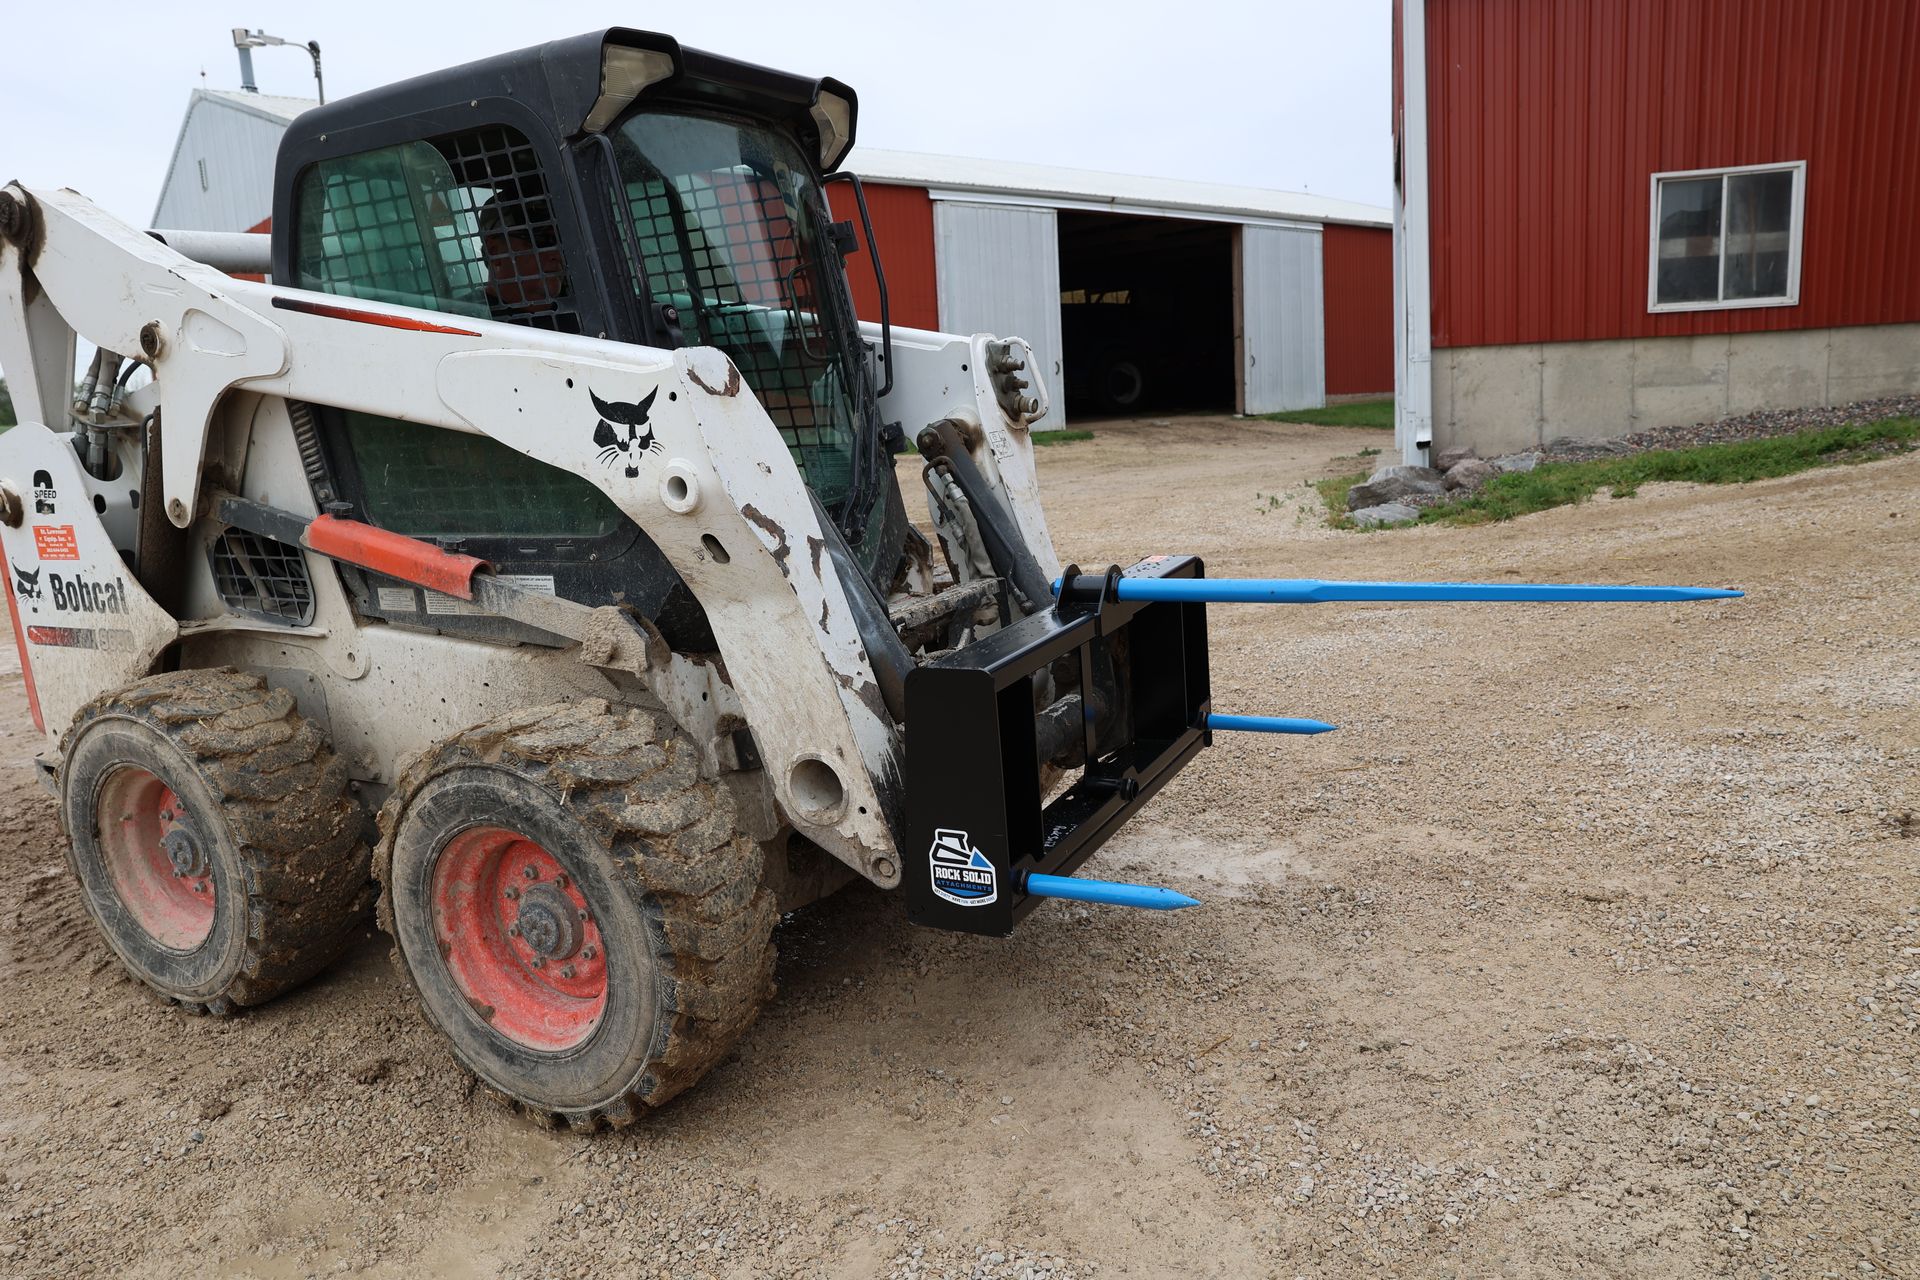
[591,387,661,478]
[12,563,41,603]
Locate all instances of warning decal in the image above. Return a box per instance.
[928,828,998,907]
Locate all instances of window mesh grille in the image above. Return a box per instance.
[210,529,315,626]
[296,125,580,335]
[617,167,856,505]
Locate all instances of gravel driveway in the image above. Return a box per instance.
[0,416,1913,1278]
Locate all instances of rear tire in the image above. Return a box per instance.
[374,699,776,1130]
[58,668,373,1014]
[1096,355,1146,413]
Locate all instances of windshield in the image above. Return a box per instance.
[608,109,872,514]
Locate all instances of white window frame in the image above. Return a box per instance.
[1647,160,1806,314]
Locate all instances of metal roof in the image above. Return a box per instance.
[197,89,317,124]
[845,147,1390,229]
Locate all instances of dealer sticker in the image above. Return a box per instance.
[32,525,79,560]
[928,828,997,907]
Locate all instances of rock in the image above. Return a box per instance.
[1347,465,1446,510]
[1433,445,1478,471]
[1350,502,1420,528]
[1546,435,1634,456]
[1491,451,1541,474]
[1444,458,1498,492]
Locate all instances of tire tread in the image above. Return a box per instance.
[372,698,775,1131]
[59,667,373,1013]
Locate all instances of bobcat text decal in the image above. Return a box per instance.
[16,569,130,617]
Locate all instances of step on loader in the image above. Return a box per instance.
[0,28,1738,1130]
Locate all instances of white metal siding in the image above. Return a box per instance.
[932,201,1065,425]
[152,98,295,232]
[1240,224,1326,414]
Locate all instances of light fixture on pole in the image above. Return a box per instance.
[231,28,325,104]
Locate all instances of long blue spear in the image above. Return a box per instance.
[1055,576,1742,605]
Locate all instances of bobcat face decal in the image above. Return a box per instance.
[12,563,40,602]
[591,387,662,478]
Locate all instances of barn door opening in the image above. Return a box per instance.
[1056,210,1234,419]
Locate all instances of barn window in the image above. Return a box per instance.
[1649,162,1804,312]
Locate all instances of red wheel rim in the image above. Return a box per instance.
[430,826,608,1052]
[96,767,216,950]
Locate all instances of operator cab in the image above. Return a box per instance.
[269,29,906,650]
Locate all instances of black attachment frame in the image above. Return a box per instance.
[904,555,1211,936]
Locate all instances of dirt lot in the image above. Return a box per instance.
[1,416,1915,1279]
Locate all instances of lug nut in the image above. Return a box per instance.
[575,908,588,922]
[529,956,544,968]
[503,885,520,901]
[523,865,538,879]
[560,965,576,979]
[554,874,569,890]
[507,923,522,937]
[581,945,597,960]
[195,881,208,893]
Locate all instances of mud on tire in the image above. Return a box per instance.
[372,699,776,1131]
[57,668,374,1014]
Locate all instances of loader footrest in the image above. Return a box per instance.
[904,555,1210,935]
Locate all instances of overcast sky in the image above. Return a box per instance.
[1,0,1390,228]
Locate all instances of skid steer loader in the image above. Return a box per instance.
[0,28,1737,1130]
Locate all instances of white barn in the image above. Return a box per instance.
[152,89,314,232]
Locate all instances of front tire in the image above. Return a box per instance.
[57,669,372,1014]
[375,700,775,1130]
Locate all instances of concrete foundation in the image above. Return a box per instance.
[1427,322,1920,456]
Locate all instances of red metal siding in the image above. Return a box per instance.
[1322,224,1395,394]
[828,182,939,331]
[1426,0,1920,348]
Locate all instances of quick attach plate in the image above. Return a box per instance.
[903,555,1210,936]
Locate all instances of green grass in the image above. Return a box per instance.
[1315,470,1368,526]
[1312,417,1920,531]
[1032,429,1094,447]
[1424,417,1920,527]
[1260,397,1394,430]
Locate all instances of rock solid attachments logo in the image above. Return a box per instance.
[928,828,997,907]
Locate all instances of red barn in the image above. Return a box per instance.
[831,150,1394,423]
[1392,0,1920,462]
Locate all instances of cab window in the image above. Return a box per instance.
[292,125,621,540]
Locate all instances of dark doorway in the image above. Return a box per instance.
[1056,211,1235,418]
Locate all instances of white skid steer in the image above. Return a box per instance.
[0,28,1228,1129]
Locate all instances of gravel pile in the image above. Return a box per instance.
[1543,395,1920,462]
